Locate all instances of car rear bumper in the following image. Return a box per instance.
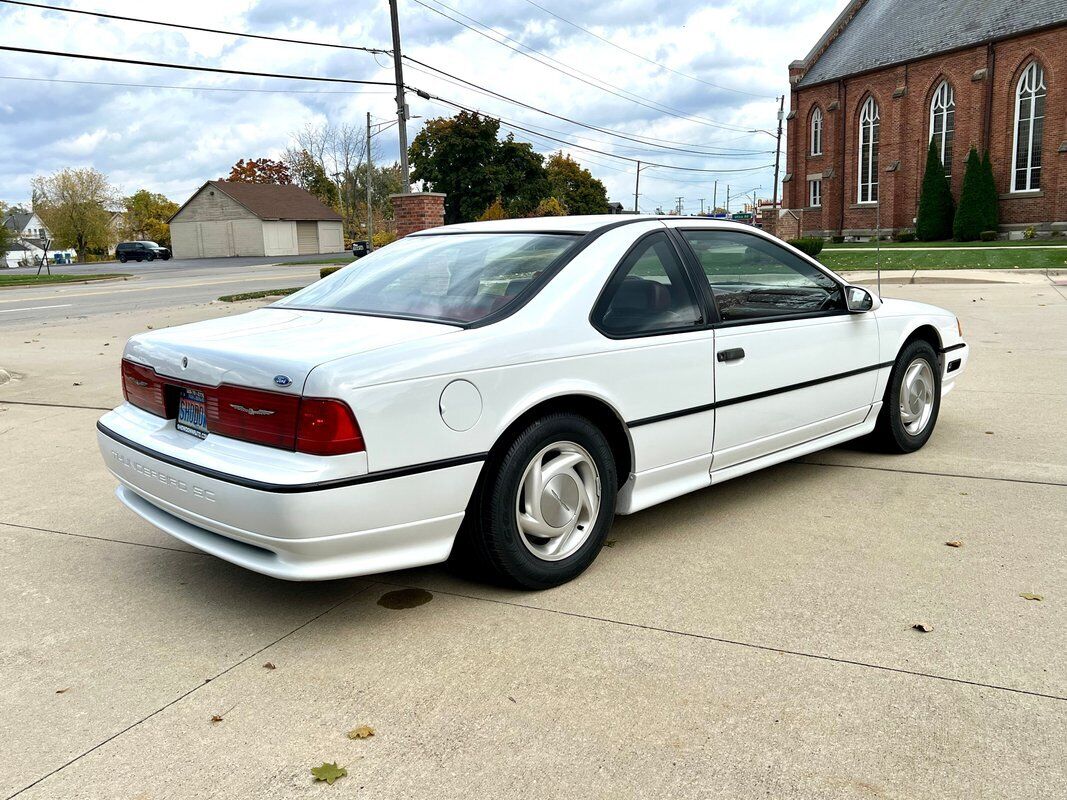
[97,411,482,581]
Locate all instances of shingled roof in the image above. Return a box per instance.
[171,180,342,222]
[797,0,1067,87]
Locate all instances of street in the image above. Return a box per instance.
[0,253,341,326]
[0,270,1063,798]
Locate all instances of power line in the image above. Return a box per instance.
[409,0,756,133]
[0,74,393,95]
[0,0,390,53]
[421,91,773,174]
[0,45,397,87]
[403,57,769,157]
[516,0,773,99]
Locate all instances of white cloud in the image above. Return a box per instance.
[0,0,848,212]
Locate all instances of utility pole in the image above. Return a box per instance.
[699,198,705,215]
[726,184,730,214]
[388,0,410,192]
[633,160,641,213]
[772,94,784,211]
[675,196,684,215]
[712,181,717,214]
[366,111,374,250]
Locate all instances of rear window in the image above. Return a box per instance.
[275,233,581,324]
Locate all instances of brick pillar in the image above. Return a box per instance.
[390,192,446,237]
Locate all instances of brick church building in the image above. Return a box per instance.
[780,0,1065,239]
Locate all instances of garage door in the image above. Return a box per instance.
[296,222,319,255]
[198,222,233,258]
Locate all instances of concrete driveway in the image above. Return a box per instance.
[0,274,1063,798]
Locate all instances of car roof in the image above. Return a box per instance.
[414,214,761,235]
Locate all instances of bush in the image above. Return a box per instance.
[980,150,998,233]
[916,139,954,240]
[478,197,507,221]
[788,236,824,257]
[371,230,397,248]
[953,147,985,241]
[320,266,342,279]
[979,230,997,242]
[1024,226,1036,239]
[830,235,845,244]
[894,230,916,243]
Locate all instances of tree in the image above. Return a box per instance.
[915,139,954,241]
[532,196,567,217]
[0,219,13,260]
[980,150,999,233]
[546,153,609,215]
[122,190,179,245]
[287,149,339,208]
[410,111,503,224]
[478,198,508,221]
[494,135,550,217]
[953,147,985,241]
[31,167,117,255]
[225,158,292,184]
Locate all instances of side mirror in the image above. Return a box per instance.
[845,285,877,313]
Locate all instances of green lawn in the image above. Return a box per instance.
[819,248,1067,271]
[0,273,131,288]
[218,287,303,302]
[823,239,1067,249]
[275,256,356,266]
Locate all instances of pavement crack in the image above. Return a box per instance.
[5,583,374,799]
[0,521,204,556]
[378,580,1067,704]
[0,399,112,411]
[800,460,1067,488]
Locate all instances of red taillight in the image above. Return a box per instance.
[119,359,364,456]
[121,359,166,417]
[296,398,365,456]
[210,385,301,450]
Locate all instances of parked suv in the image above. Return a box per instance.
[116,241,171,263]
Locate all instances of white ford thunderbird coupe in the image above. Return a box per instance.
[98,216,968,588]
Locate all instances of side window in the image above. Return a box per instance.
[681,230,843,322]
[593,232,702,336]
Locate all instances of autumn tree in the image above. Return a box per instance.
[546,153,609,215]
[287,149,339,208]
[225,158,292,184]
[0,219,13,260]
[31,167,117,254]
[122,190,179,245]
[532,196,567,216]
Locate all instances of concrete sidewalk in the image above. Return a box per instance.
[0,278,1064,798]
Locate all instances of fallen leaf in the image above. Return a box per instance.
[263,662,276,670]
[984,431,994,435]
[310,763,347,785]
[210,703,236,723]
[55,687,69,694]
[945,540,963,548]
[912,623,933,633]
[603,539,617,548]
[210,715,224,724]
[72,382,81,386]
[1020,593,1044,601]
[347,725,375,740]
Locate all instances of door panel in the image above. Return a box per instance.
[712,314,879,466]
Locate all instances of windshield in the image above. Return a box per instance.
[275,232,582,324]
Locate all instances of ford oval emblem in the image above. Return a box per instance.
[273,375,292,387]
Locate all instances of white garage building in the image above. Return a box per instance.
[169,180,344,259]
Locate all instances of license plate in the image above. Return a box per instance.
[176,388,208,439]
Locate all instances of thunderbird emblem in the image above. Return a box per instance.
[229,404,275,416]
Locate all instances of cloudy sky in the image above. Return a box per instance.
[0,0,847,214]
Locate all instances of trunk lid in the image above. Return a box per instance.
[124,307,457,393]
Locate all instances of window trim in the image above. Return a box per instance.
[929,80,955,177]
[670,227,849,329]
[857,96,880,204]
[1011,61,1046,194]
[589,229,708,340]
[810,107,823,156]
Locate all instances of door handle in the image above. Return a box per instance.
[717,348,745,363]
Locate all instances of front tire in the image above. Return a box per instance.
[468,413,617,589]
[145,252,155,262]
[117,254,127,263]
[873,339,941,453]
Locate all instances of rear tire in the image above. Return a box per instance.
[872,339,941,453]
[146,252,155,262]
[460,413,617,589]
